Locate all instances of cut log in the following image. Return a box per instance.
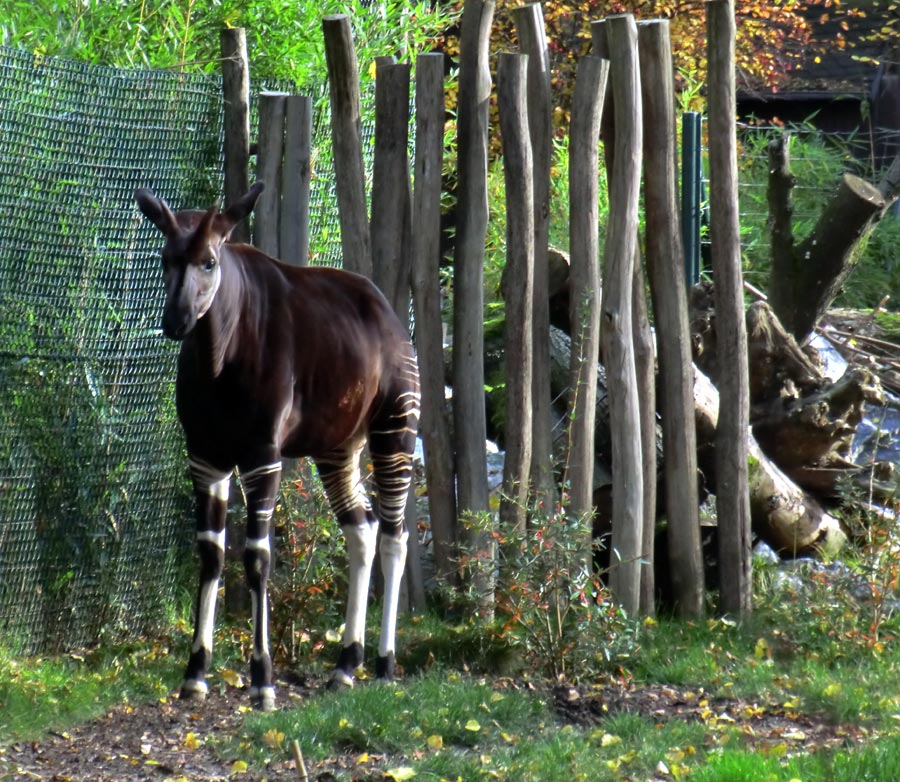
[692,367,847,558]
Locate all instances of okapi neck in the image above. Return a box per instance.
[199,257,243,378]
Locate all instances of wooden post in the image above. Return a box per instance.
[371,58,413,319]
[220,28,251,244]
[280,95,313,266]
[411,53,458,584]
[497,52,534,535]
[512,2,555,509]
[453,0,495,524]
[566,55,608,530]
[601,14,643,616]
[255,92,287,257]
[638,19,704,618]
[707,0,752,616]
[322,14,372,279]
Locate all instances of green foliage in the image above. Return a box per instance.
[266,465,347,668]
[451,509,636,682]
[737,125,900,309]
[1,1,453,86]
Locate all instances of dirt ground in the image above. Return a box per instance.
[0,666,869,782]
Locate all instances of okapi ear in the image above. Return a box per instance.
[216,182,265,240]
[135,189,179,237]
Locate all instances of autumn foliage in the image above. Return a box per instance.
[434,0,888,122]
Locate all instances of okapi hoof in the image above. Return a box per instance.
[375,653,395,682]
[327,669,355,691]
[180,679,208,702]
[250,686,277,712]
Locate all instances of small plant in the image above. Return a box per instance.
[454,508,636,682]
[267,464,346,668]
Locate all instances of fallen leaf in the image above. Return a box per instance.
[465,719,481,732]
[427,734,444,750]
[262,728,285,749]
[384,767,416,781]
[220,669,244,688]
[231,759,249,774]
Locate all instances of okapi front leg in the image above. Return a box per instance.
[183,457,231,701]
[239,460,282,711]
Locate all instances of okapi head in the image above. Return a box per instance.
[135,183,265,340]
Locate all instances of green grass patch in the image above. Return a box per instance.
[0,638,179,741]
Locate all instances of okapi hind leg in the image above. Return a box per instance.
[316,442,378,689]
[182,457,232,701]
[370,353,420,680]
[239,460,282,711]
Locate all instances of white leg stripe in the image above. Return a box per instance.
[193,579,219,653]
[343,523,377,647]
[379,530,408,658]
[246,536,271,553]
[196,529,226,550]
[250,588,270,656]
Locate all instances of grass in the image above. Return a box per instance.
[3,591,900,780]
[0,638,179,742]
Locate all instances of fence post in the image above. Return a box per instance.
[681,111,702,287]
[280,95,313,266]
[323,14,372,278]
[566,55,608,539]
[512,2,555,509]
[600,14,644,617]
[497,52,534,536]
[411,52,458,585]
[255,92,287,257]
[638,19,704,618]
[707,0,752,617]
[221,28,251,244]
[453,0,495,582]
[371,57,413,318]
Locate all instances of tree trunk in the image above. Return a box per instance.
[767,135,886,344]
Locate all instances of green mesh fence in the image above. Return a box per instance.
[0,48,227,654]
[0,47,365,655]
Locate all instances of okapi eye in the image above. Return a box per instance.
[203,257,217,272]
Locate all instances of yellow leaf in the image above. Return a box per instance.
[369,61,378,79]
[427,734,444,750]
[326,628,343,643]
[220,668,244,688]
[384,767,416,781]
[823,683,842,697]
[754,638,771,660]
[262,728,285,749]
[231,759,249,774]
[600,733,622,747]
[358,752,370,764]
[465,719,481,732]
[183,732,201,750]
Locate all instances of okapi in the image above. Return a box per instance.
[135,182,420,711]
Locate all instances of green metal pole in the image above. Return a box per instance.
[681,111,702,287]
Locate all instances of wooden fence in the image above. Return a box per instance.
[221,2,748,618]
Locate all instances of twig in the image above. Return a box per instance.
[290,739,309,782]
[824,328,900,357]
